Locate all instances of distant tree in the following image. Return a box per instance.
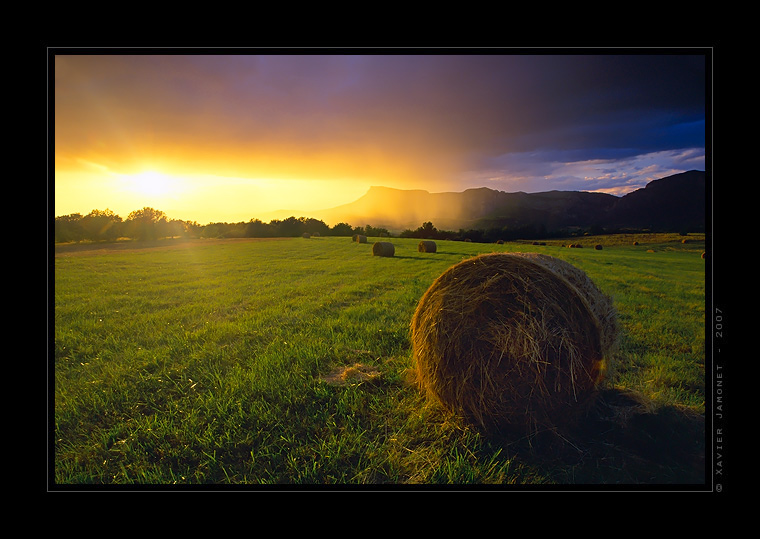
[245,218,271,238]
[302,217,330,236]
[54,213,84,243]
[419,221,438,239]
[364,224,391,237]
[277,216,304,237]
[125,207,168,241]
[330,222,354,236]
[81,209,123,241]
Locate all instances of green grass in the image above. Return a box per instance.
[53,234,706,486]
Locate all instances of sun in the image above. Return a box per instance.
[130,170,174,196]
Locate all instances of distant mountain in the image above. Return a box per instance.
[283,170,706,233]
[599,170,706,231]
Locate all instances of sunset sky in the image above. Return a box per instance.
[53,51,708,225]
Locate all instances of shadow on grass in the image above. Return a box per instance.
[495,388,706,486]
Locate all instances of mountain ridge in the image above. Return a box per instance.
[274,170,706,233]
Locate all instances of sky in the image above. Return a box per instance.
[53,51,707,225]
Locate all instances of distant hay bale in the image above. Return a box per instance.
[302,232,311,239]
[354,234,367,243]
[633,241,639,246]
[464,238,472,242]
[701,251,706,259]
[681,238,689,244]
[594,244,603,250]
[372,241,395,257]
[312,232,320,237]
[418,240,437,253]
[411,253,615,433]
[497,240,504,245]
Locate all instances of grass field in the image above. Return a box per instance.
[52,233,707,487]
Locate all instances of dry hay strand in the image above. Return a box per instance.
[321,363,381,386]
[372,241,395,257]
[510,252,619,361]
[411,253,609,433]
[418,240,437,253]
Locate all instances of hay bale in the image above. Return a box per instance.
[497,240,504,245]
[633,241,639,246]
[354,234,367,243]
[594,244,603,250]
[411,253,613,432]
[418,240,437,253]
[372,241,395,257]
[302,232,311,239]
[510,253,619,359]
[312,232,320,237]
[701,251,706,259]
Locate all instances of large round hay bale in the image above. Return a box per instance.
[372,241,395,257]
[510,252,619,359]
[411,253,610,432]
[302,232,311,239]
[355,234,367,243]
[418,240,437,253]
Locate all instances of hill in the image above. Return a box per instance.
[280,170,706,233]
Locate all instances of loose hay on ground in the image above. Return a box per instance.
[321,363,382,386]
[411,252,619,434]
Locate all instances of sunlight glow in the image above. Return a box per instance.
[127,171,175,197]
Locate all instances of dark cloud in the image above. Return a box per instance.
[55,52,707,196]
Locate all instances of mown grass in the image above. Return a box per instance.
[52,234,707,487]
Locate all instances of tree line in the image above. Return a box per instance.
[54,208,606,245]
[53,207,392,243]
